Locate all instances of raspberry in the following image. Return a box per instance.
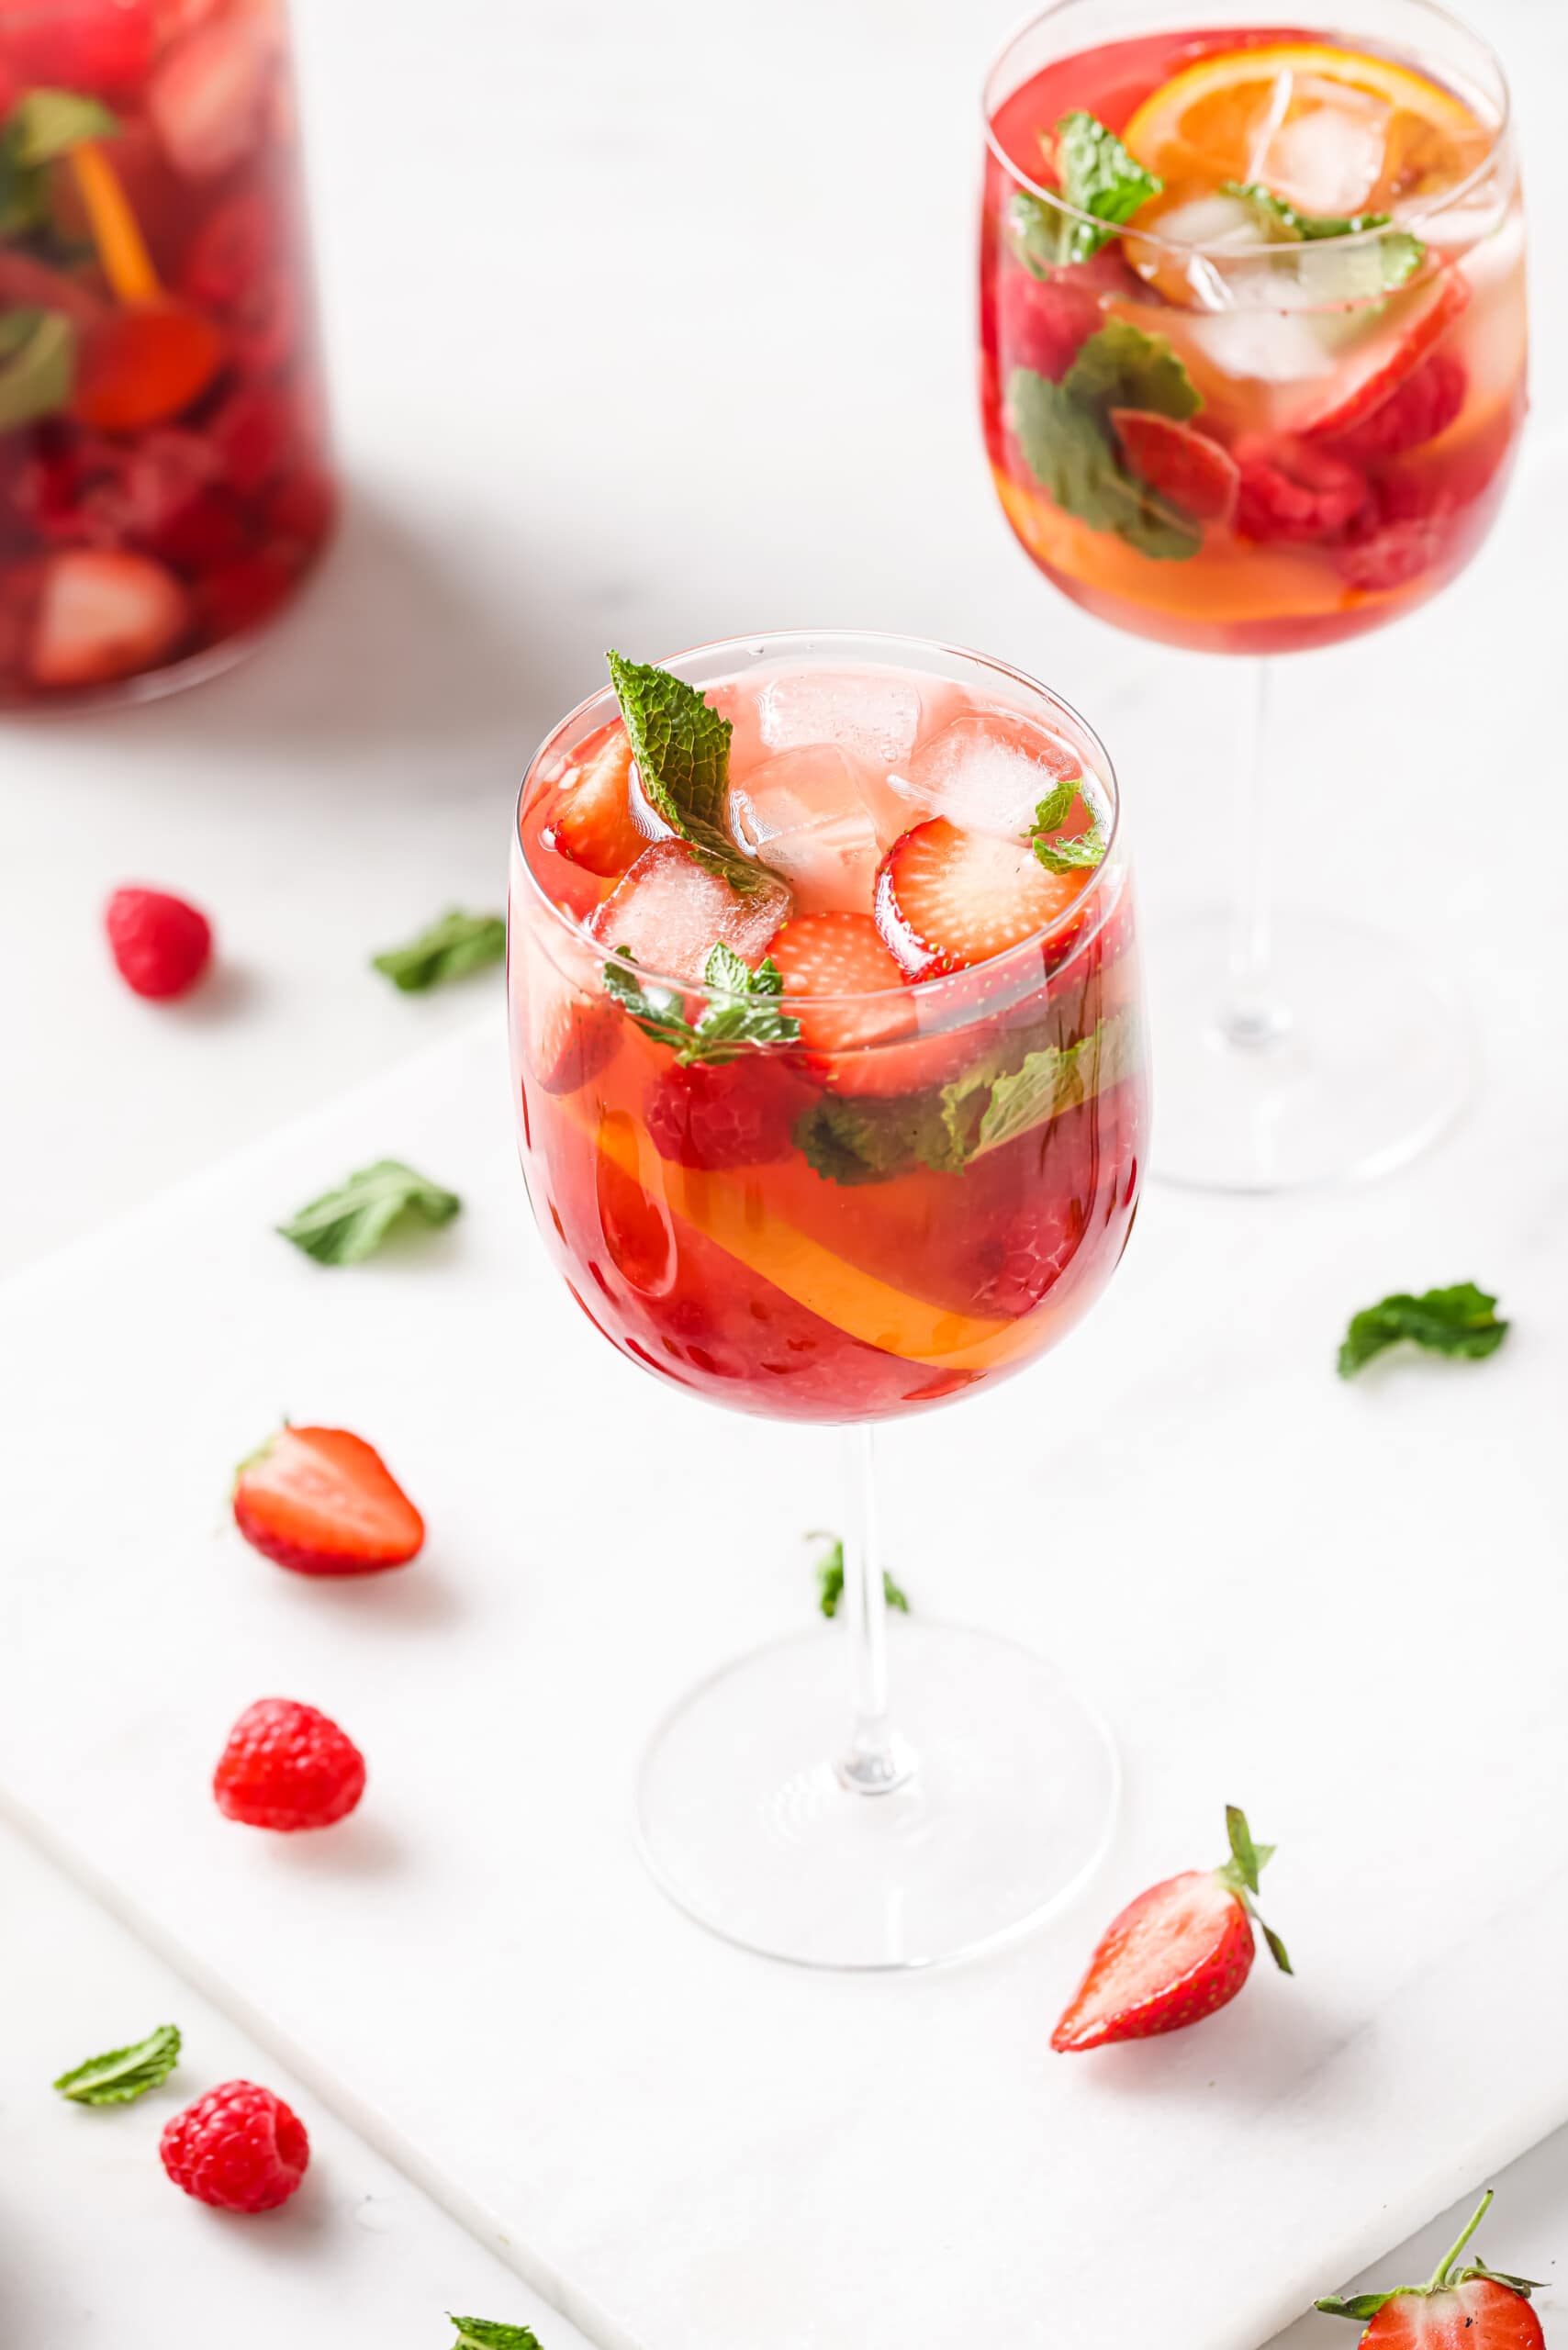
[1335,470,1456,591]
[1235,437,1367,543]
[1322,348,1467,464]
[161,2080,309,2213]
[973,1196,1088,1316]
[105,887,212,999]
[213,1698,366,1831]
[996,267,1102,383]
[644,1058,801,1170]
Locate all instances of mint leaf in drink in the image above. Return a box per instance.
[603,945,800,1065]
[1028,787,1104,876]
[1221,180,1424,290]
[1063,318,1200,433]
[278,1160,461,1265]
[1008,367,1201,560]
[7,89,120,165]
[1337,1281,1508,1378]
[960,1014,1136,1161]
[793,1088,951,1185]
[1008,189,1070,280]
[1052,110,1163,261]
[447,2321,544,2349]
[811,1532,910,1620]
[0,308,75,431]
[605,650,771,896]
[372,910,506,991]
[54,2023,181,2106]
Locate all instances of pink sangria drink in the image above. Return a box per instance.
[510,637,1146,1427]
[0,0,334,705]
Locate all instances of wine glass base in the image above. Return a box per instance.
[634,1621,1120,1971]
[1148,909,1473,1194]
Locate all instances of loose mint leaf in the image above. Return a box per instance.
[278,1160,461,1265]
[1337,1281,1508,1378]
[372,909,506,991]
[1009,364,1201,562]
[0,308,75,431]
[605,650,771,896]
[1220,181,1424,291]
[1051,109,1163,262]
[447,2320,544,2349]
[811,1533,910,1620]
[603,946,800,1064]
[1062,317,1201,432]
[54,2023,181,2106]
[7,89,120,167]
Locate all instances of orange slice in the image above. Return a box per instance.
[1123,43,1487,223]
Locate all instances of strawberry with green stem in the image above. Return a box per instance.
[1316,2189,1545,2348]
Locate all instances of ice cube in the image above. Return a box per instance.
[729,745,907,915]
[1257,81,1390,217]
[758,668,923,766]
[887,710,1082,841]
[589,839,790,985]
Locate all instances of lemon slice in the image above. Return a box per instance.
[1123,43,1485,223]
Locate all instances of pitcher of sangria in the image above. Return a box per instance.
[980,0,1525,1188]
[0,0,334,706]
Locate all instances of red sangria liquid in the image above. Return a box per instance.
[510,640,1147,1425]
[0,0,334,705]
[981,15,1526,653]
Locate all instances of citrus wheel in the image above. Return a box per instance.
[1123,42,1490,222]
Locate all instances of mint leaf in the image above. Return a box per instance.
[54,2023,180,2106]
[604,649,773,896]
[1062,317,1200,432]
[603,944,800,1065]
[1053,110,1162,261]
[794,1088,952,1185]
[1009,325,1203,562]
[1029,788,1104,876]
[1008,189,1070,280]
[372,909,506,991]
[1337,1281,1508,1378]
[1029,779,1081,834]
[0,308,75,431]
[447,2321,544,2349]
[969,1014,1135,1159]
[812,1533,910,1620]
[7,89,120,166]
[1221,180,1423,290]
[278,1160,461,1265]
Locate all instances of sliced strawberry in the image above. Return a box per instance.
[29,548,188,688]
[1321,347,1467,464]
[1052,1806,1289,2052]
[644,1058,806,1170]
[588,839,790,987]
[72,304,227,433]
[1111,410,1239,528]
[1235,436,1367,543]
[767,911,970,1097]
[875,818,1085,981]
[543,727,645,878]
[1295,268,1471,440]
[231,1425,424,1577]
[1317,2191,1544,2350]
[150,16,278,180]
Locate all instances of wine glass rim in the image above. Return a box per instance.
[511,627,1126,1013]
[980,0,1514,261]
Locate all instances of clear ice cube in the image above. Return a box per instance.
[729,745,907,915]
[1257,82,1390,216]
[589,839,790,984]
[887,710,1082,841]
[758,668,924,766]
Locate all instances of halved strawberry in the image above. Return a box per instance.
[29,549,188,688]
[1111,410,1240,528]
[1316,2191,1544,2350]
[1296,268,1472,440]
[767,911,969,1097]
[149,15,277,179]
[1052,1806,1290,2052]
[232,1425,424,1577]
[875,819,1085,981]
[543,727,645,878]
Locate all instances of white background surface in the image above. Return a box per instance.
[3,0,1566,2343]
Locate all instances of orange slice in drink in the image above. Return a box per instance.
[1123,43,1488,227]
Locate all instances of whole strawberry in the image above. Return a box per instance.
[161,2079,310,2213]
[1317,2189,1545,2349]
[105,885,212,999]
[213,1697,365,1831]
[1052,1804,1290,2052]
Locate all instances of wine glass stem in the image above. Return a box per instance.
[836,1426,913,1796]
[1220,657,1288,1050]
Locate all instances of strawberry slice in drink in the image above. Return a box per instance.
[588,839,790,986]
[875,818,1086,981]
[29,549,188,688]
[544,726,647,877]
[1111,410,1240,529]
[1295,268,1472,440]
[768,912,972,1097]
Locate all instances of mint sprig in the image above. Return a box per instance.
[1027,782,1105,876]
[53,2023,181,2106]
[1012,111,1162,274]
[605,650,773,896]
[7,88,120,165]
[1337,1281,1508,1378]
[372,909,506,991]
[1009,319,1204,561]
[811,1532,910,1620]
[278,1160,462,1265]
[1222,178,1424,288]
[603,942,800,1065]
[447,2320,544,2349]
